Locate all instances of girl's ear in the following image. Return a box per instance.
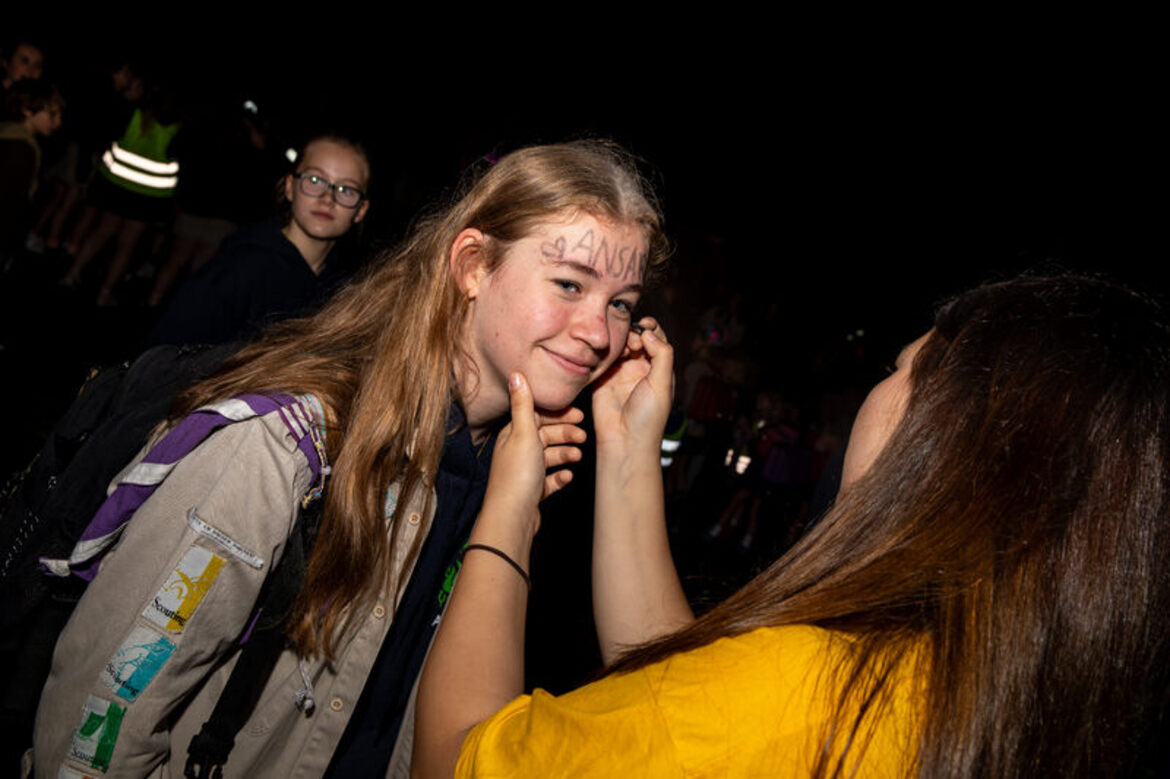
[450,228,489,299]
[352,198,370,225]
[283,173,295,204]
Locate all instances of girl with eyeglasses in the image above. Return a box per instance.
[147,134,371,347]
[34,141,670,778]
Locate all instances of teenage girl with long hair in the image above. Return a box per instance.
[33,140,669,777]
[416,274,1170,778]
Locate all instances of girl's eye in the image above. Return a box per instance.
[610,299,635,317]
[555,280,581,294]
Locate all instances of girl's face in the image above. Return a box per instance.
[283,139,369,242]
[460,211,648,418]
[841,331,930,488]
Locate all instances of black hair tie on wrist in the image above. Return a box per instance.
[462,543,532,590]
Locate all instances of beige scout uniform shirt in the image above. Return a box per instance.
[34,407,434,778]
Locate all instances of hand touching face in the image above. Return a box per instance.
[592,317,675,451]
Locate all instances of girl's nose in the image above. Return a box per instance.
[571,305,610,352]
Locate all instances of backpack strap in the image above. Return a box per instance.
[39,393,325,581]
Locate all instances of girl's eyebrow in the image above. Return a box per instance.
[548,259,643,296]
[549,259,600,279]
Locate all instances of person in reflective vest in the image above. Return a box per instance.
[61,89,181,305]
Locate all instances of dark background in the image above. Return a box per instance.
[9,24,1163,379]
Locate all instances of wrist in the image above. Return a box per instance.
[596,437,662,462]
[470,503,539,564]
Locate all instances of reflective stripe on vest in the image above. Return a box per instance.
[99,108,181,197]
[101,143,179,190]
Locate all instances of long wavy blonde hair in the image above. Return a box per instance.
[173,140,668,659]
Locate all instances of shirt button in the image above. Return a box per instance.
[329,697,344,712]
[407,511,421,525]
[373,604,387,619]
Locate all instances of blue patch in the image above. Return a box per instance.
[99,626,176,702]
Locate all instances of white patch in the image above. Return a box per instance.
[99,627,176,702]
[187,509,264,569]
[67,695,125,772]
[143,546,226,632]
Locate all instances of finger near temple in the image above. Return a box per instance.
[642,328,675,380]
[639,317,669,345]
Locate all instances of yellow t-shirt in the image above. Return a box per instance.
[457,625,922,778]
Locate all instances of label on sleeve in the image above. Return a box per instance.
[100,627,176,702]
[142,546,225,632]
[187,509,264,569]
[67,695,125,772]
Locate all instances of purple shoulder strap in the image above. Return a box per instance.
[40,393,325,582]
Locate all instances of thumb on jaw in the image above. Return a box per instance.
[508,372,537,436]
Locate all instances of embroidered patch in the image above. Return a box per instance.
[142,546,225,632]
[187,509,264,569]
[67,695,125,773]
[100,626,176,702]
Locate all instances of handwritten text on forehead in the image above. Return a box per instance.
[540,229,646,283]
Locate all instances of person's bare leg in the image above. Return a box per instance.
[47,183,84,249]
[96,218,147,305]
[31,179,67,236]
[65,203,99,256]
[62,211,121,285]
[149,234,196,305]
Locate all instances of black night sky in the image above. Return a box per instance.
[16,25,1164,356]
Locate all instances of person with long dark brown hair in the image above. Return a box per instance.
[415,274,1170,778]
[33,140,670,778]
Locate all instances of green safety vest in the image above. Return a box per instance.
[100,108,181,198]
